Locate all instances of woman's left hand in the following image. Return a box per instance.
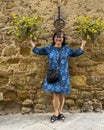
[82,39,86,46]
[80,40,86,50]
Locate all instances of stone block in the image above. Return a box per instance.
[17,90,30,100]
[0,92,3,101]
[22,107,32,114]
[35,104,46,110]
[65,99,75,107]
[22,99,34,106]
[20,46,31,57]
[3,91,17,100]
[2,46,19,57]
[70,75,87,87]
[0,76,9,87]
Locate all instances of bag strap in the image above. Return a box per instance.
[48,46,62,69]
[57,48,62,69]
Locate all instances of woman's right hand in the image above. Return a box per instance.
[29,40,36,48]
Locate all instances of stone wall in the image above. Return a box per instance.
[0,0,104,114]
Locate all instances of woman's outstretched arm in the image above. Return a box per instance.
[29,40,50,55]
[68,40,86,57]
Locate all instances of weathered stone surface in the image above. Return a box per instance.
[35,104,46,110]
[91,50,104,61]
[22,107,32,114]
[1,46,19,57]
[76,58,97,67]
[81,100,93,112]
[22,99,34,106]
[76,99,84,107]
[0,0,104,114]
[68,89,78,99]
[0,92,3,101]
[17,90,30,100]
[93,99,103,112]
[6,57,20,64]
[0,76,9,87]
[37,91,45,98]
[34,109,45,113]
[26,76,37,86]
[9,74,26,88]
[6,0,15,9]
[20,46,31,57]
[2,102,21,114]
[65,99,75,107]
[95,64,104,74]
[70,75,87,87]
[80,91,94,100]
[3,91,17,100]
[37,98,45,104]
[94,91,104,100]
[87,75,104,86]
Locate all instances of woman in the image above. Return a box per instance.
[29,30,86,123]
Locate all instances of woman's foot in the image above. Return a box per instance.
[50,115,58,123]
[58,114,65,121]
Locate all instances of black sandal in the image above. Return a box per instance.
[58,114,65,121]
[50,115,58,123]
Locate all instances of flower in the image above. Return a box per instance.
[74,16,104,42]
[8,14,44,42]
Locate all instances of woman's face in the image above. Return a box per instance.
[54,33,64,45]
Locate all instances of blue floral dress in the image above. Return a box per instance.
[32,45,84,94]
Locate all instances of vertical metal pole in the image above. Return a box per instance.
[58,6,60,19]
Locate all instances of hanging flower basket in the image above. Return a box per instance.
[8,14,45,43]
[73,16,104,44]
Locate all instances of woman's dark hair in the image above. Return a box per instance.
[52,30,66,46]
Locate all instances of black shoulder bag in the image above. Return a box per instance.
[47,48,62,83]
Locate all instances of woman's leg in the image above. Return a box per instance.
[59,94,65,114]
[52,93,60,116]
[51,93,65,122]
[57,94,65,121]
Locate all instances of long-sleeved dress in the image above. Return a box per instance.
[32,45,84,94]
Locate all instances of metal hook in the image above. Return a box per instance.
[54,6,65,30]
